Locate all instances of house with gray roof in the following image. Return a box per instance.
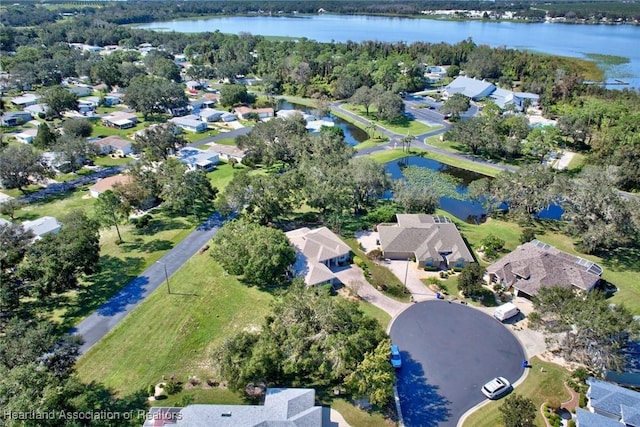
[1,111,34,127]
[169,115,208,133]
[573,378,640,427]
[286,227,351,287]
[143,388,326,427]
[377,214,474,270]
[486,240,602,300]
[444,76,495,100]
[21,216,61,240]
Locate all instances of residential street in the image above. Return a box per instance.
[71,213,227,354]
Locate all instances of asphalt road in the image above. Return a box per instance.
[390,300,525,427]
[70,213,227,354]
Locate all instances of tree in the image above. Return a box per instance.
[375,91,405,121]
[32,123,57,150]
[133,123,186,161]
[464,45,501,79]
[0,199,23,221]
[499,394,536,427]
[561,166,638,253]
[62,118,93,138]
[124,75,188,119]
[0,224,33,317]
[216,283,386,391]
[210,218,296,286]
[0,145,51,191]
[345,338,395,407]
[152,57,181,82]
[94,190,132,243]
[531,286,639,374]
[220,83,253,106]
[480,234,505,260]
[159,158,218,215]
[457,263,485,297]
[351,86,377,116]
[42,86,78,118]
[18,210,100,297]
[392,166,461,214]
[348,157,389,214]
[471,165,560,218]
[54,135,98,173]
[441,93,470,119]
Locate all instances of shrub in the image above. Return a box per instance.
[353,256,366,269]
[147,384,156,396]
[481,234,505,260]
[568,420,576,427]
[135,215,153,228]
[163,381,181,395]
[520,228,536,243]
[579,393,587,408]
[366,248,383,261]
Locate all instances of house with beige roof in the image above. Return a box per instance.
[378,214,474,270]
[92,135,133,156]
[88,174,132,198]
[286,227,351,287]
[486,239,602,300]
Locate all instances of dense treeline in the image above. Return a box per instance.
[3,1,638,28]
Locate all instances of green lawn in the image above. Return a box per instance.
[182,130,218,144]
[354,137,389,151]
[331,398,390,427]
[368,148,427,164]
[55,168,95,182]
[7,185,94,221]
[207,161,246,193]
[0,184,44,198]
[342,103,436,135]
[462,356,570,427]
[93,155,134,167]
[75,253,275,401]
[566,152,586,171]
[214,137,237,146]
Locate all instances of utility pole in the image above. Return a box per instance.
[157,261,171,294]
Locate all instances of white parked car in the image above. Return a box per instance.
[481,377,511,399]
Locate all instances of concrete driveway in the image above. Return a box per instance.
[390,300,525,427]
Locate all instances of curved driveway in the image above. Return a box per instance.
[390,300,525,427]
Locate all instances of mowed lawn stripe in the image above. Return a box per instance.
[75,253,274,397]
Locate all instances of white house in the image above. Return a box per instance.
[169,116,208,133]
[68,85,92,97]
[24,103,48,118]
[11,93,41,108]
[177,147,219,171]
[220,112,237,122]
[198,108,224,122]
[102,112,138,129]
[1,111,34,126]
[92,135,133,156]
[14,128,38,144]
[21,216,62,240]
[444,76,496,100]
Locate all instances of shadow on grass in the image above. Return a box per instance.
[119,237,174,253]
[397,355,451,427]
[61,255,145,329]
[133,218,189,236]
[596,245,640,273]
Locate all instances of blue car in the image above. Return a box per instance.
[390,345,402,369]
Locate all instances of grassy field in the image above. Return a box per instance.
[93,155,134,167]
[342,103,436,135]
[75,253,275,401]
[214,137,237,146]
[368,148,427,164]
[462,356,570,427]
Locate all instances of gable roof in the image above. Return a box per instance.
[95,135,132,149]
[575,408,622,427]
[378,214,474,263]
[444,76,495,99]
[588,378,640,421]
[286,227,350,287]
[487,240,602,296]
[89,174,132,195]
[144,388,321,427]
[207,143,246,159]
[21,216,61,238]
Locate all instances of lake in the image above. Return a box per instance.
[137,14,640,87]
[385,156,563,222]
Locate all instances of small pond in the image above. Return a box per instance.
[385,156,564,223]
[279,101,368,146]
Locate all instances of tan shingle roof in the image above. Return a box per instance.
[378,214,474,263]
[486,240,602,296]
[89,174,131,195]
[286,227,350,286]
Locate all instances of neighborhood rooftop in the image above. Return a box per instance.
[486,239,602,298]
[143,388,322,427]
[286,227,350,287]
[378,214,474,269]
